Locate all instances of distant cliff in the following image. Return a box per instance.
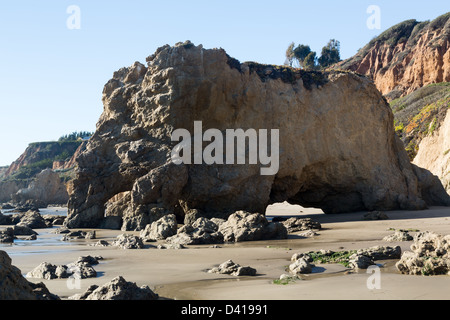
[336,12,450,101]
[0,140,87,205]
[4,141,83,180]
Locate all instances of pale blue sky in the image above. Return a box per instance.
[0,0,448,166]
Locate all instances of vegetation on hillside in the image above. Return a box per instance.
[3,132,90,181]
[58,131,93,142]
[392,83,450,160]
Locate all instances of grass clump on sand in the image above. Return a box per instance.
[307,250,358,268]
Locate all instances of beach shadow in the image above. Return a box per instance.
[96,271,105,278]
[311,266,326,274]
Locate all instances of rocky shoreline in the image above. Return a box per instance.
[2,204,450,300]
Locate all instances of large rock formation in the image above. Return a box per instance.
[65,41,450,230]
[336,12,450,101]
[0,250,59,300]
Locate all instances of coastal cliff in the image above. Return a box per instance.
[336,12,450,101]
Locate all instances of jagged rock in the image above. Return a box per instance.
[140,214,177,241]
[26,256,100,280]
[167,212,287,245]
[208,260,257,276]
[42,214,65,226]
[91,240,110,247]
[0,250,59,300]
[289,258,314,275]
[61,230,89,241]
[291,253,313,263]
[363,211,389,220]
[65,42,449,230]
[356,246,402,260]
[75,255,102,266]
[298,230,318,238]
[16,210,47,229]
[12,225,38,236]
[396,231,450,275]
[26,262,64,280]
[70,276,158,300]
[218,211,287,242]
[282,217,321,233]
[0,228,14,243]
[383,230,414,242]
[112,234,144,249]
[348,253,376,270]
[166,217,223,245]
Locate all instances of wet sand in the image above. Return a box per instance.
[2,204,450,300]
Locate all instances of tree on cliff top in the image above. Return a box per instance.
[285,39,341,70]
[318,39,341,68]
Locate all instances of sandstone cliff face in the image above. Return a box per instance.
[65,42,450,230]
[13,169,69,206]
[336,13,450,100]
[0,179,29,203]
[413,110,450,194]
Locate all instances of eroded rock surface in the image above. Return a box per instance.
[396,231,450,275]
[0,250,59,300]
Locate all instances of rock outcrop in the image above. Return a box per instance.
[70,276,158,300]
[207,260,257,277]
[396,231,450,275]
[0,250,59,300]
[65,41,450,230]
[12,169,69,206]
[336,13,450,100]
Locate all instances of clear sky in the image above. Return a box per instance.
[0,0,448,166]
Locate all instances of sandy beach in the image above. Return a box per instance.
[2,203,450,301]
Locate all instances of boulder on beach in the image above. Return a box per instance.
[218,211,288,242]
[208,260,257,277]
[64,41,450,230]
[112,234,145,249]
[15,210,48,229]
[26,256,101,280]
[383,230,414,242]
[289,258,314,275]
[140,214,177,241]
[282,217,321,233]
[396,231,450,275]
[0,228,15,243]
[70,276,159,300]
